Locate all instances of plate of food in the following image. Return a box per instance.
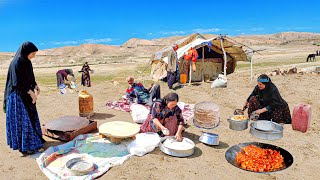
[230,115,248,121]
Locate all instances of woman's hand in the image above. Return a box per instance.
[162,128,170,136]
[255,108,266,115]
[35,85,40,95]
[243,102,249,110]
[175,132,182,142]
[28,90,37,104]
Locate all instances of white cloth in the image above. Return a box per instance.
[130,104,150,123]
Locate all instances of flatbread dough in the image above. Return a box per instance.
[163,137,194,150]
[99,121,140,138]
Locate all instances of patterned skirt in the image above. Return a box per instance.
[140,114,179,136]
[81,72,91,87]
[6,91,43,152]
[248,96,292,124]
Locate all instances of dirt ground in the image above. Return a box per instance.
[0,49,320,180]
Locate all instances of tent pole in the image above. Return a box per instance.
[250,57,253,83]
[220,37,227,76]
[202,47,204,83]
[189,61,192,86]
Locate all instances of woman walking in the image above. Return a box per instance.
[80,62,92,87]
[3,41,45,154]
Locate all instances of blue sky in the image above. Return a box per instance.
[0,0,319,52]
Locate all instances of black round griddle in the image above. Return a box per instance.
[225,142,293,173]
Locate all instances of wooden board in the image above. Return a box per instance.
[99,121,140,138]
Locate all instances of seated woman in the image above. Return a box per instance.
[243,74,292,124]
[140,92,185,141]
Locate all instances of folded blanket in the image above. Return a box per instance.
[106,100,194,124]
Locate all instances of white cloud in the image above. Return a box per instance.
[250,28,264,31]
[84,38,112,44]
[0,0,8,4]
[293,27,312,30]
[160,31,185,35]
[50,41,78,45]
[192,28,221,33]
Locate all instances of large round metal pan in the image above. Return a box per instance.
[225,142,293,173]
[159,136,195,157]
[45,116,90,131]
[250,121,283,140]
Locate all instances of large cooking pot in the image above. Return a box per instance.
[225,142,293,173]
[250,120,283,140]
[227,115,249,131]
[159,136,195,157]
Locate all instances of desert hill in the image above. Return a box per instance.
[0,32,320,67]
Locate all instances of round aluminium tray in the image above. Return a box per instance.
[225,142,293,173]
[65,156,95,176]
[250,121,283,140]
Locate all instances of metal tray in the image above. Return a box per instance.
[250,120,283,140]
[65,155,95,176]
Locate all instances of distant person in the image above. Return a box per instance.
[3,41,45,154]
[80,62,92,87]
[56,69,74,87]
[166,44,179,89]
[140,92,185,141]
[243,74,291,124]
[125,76,161,106]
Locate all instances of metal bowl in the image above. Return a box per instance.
[227,116,249,131]
[199,132,219,145]
[250,120,283,140]
[65,155,95,176]
[225,142,294,173]
[159,136,195,157]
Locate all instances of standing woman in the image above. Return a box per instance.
[3,41,45,154]
[80,62,92,87]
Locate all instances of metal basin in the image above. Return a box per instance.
[159,136,195,157]
[225,142,293,173]
[250,120,283,140]
[227,116,249,131]
[65,155,95,176]
[199,132,219,145]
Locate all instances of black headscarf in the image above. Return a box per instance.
[3,41,38,112]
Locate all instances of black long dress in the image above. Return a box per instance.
[246,83,292,124]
